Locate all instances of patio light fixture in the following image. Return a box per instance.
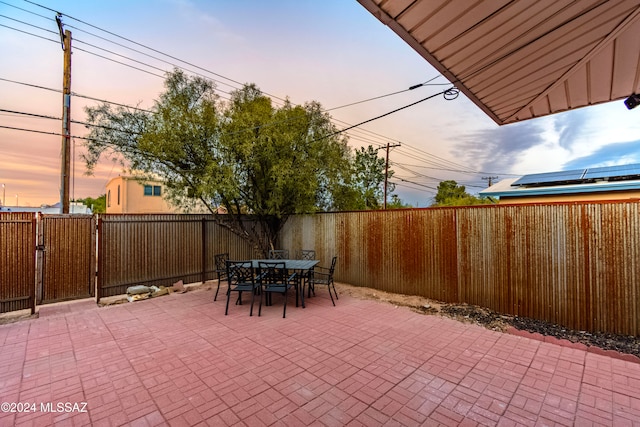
[624,93,640,110]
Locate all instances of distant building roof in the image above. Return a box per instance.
[0,202,91,214]
[481,163,640,199]
[511,164,640,187]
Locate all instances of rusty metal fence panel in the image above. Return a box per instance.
[0,212,36,314]
[280,202,640,336]
[39,214,96,304]
[97,214,255,299]
[3,204,640,335]
[281,209,459,302]
[455,202,640,336]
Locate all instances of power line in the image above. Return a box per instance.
[313,87,459,142]
[391,161,519,177]
[1,4,489,183]
[23,0,289,105]
[0,75,480,188]
[0,22,57,43]
[71,45,166,79]
[64,22,244,94]
[390,178,438,192]
[0,108,59,121]
[397,143,479,174]
[0,0,49,20]
[324,75,447,112]
[1,10,437,155]
[0,77,153,112]
[0,108,146,136]
[0,12,55,34]
[0,124,66,137]
[0,12,244,105]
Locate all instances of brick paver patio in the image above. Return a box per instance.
[1,283,639,426]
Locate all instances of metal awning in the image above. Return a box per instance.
[357,0,640,125]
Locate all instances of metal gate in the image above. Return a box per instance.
[0,212,36,314]
[38,214,96,304]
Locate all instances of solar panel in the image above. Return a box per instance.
[512,169,586,187]
[583,164,640,180]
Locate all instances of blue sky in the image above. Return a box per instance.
[1,0,639,207]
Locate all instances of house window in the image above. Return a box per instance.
[117,185,120,205]
[107,190,111,207]
[144,185,162,196]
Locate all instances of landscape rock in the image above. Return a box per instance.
[172,280,187,293]
[127,285,151,295]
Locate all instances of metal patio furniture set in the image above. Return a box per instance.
[212,250,338,318]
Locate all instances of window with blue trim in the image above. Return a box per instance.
[144,185,162,196]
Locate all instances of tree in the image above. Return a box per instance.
[432,180,493,206]
[349,146,387,209]
[387,194,412,209]
[83,69,352,255]
[76,195,106,213]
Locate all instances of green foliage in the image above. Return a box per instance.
[386,194,412,209]
[432,180,493,207]
[75,195,106,213]
[350,146,386,209]
[336,145,403,210]
[83,69,352,255]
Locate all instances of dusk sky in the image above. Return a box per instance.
[1,0,639,208]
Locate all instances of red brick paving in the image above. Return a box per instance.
[1,284,639,426]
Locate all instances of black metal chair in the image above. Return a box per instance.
[296,250,315,296]
[308,256,338,306]
[296,249,316,260]
[213,253,229,301]
[268,249,289,259]
[258,261,297,318]
[225,261,259,316]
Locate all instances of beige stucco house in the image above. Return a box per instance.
[105,176,212,214]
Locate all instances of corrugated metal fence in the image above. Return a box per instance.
[2,203,640,336]
[39,214,96,304]
[0,212,36,314]
[280,202,640,336]
[0,213,256,311]
[97,215,256,298]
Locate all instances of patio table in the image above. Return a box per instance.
[251,259,319,308]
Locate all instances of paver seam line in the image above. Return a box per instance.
[503,338,590,426]
[213,306,416,424]
[92,302,167,426]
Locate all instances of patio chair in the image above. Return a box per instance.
[225,261,259,316]
[308,256,338,306]
[296,250,315,294]
[296,249,316,260]
[268,249,289,259]
[258,261,297,318]
[213,252,229,301]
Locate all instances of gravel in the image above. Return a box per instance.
[339,283,640,359]
[439,303,640,358]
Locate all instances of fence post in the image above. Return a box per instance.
[90,215,97,298]
[30,214,37,314]
[202,217,207,283]
[96,216,102,303]
[35,213,44,306]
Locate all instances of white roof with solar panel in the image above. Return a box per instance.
[480,164,640,203]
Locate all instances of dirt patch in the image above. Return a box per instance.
[0,310,38,325]
[337,283,640,358]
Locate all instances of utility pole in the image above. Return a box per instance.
[482,176,498,187]
[383,142,401,209]
[57,14,72,214]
